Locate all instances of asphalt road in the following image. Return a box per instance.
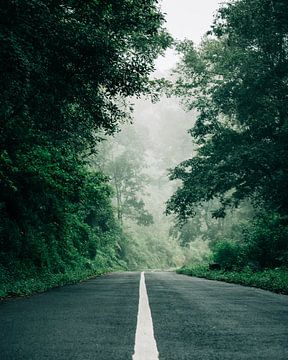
[145,272,288,360]
[0,272,139,360]
[1,271,288,359]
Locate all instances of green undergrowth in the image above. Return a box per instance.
[0,259,126,299]
[177,264,288,295]
[0,269,105,299]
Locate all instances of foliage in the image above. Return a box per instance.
[206,211,288,271]
[242,212,288,269]
[94,101,195,271]
[0,156,122,271]
[121,219,185,270]
[0,263,120,299]
[177,265,288,295]
[167,0,288,272]
[95,126,154,226]
[171,200,253,247]
[210,240,243,271]
[0,0,170,294]
[167,0,288,221]
[106,150,153,226]
[1,0,171,149]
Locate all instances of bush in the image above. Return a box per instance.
[243,213,288,269]
[211,240,243,271]
[208,212,288,272]
[177,265,288,295]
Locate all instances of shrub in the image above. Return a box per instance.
[243,213,288,269]
[211,240,243,271]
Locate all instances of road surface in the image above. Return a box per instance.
[0,271,288,359]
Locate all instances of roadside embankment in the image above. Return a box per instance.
[177,265,288,295]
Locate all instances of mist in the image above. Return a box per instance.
[2,0,287,300]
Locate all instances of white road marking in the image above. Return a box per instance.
[133,272,159,360]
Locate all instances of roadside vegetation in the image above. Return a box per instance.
[1,0,288,298]
[177,212,288,295]
[0,265,118,299]
[168,0,288,292]
[0,0,171,298]
[177,266,288,295]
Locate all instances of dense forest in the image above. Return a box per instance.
[1,0,288,296]
[168,0,288,271]
[0,0,171,296]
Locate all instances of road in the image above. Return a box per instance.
[0,272,288,359]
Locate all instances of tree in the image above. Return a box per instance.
[95,126,154,226]
[167,0,288,223]
[0,0,170,276]
[1,0,171,151]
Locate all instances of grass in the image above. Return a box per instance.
[0,255,128,299]
[0,267,115,299]
[177,264,288,295]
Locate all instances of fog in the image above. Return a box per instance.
[95,96,198,269]
[2,0,287,301]
[94,0,252,270]
[155,0,224,71]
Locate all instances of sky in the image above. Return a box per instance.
[155,0,225,71]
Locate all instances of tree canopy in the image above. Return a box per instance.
[0,0,170,283]
[1,0,170,150]
[167,0,288,222]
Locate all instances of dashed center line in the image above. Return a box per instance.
[133,272,159,360]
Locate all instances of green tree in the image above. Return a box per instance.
[95,127,153,226]
[1,0,170,150]
[0,0,170,279]
[167,0,288,222]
